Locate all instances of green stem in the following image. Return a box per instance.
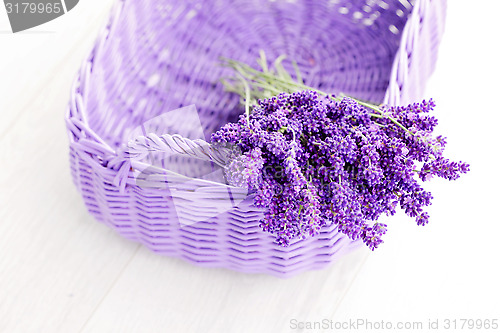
[236,73,251,125]
[370,114,411,135]
[220,55,415,138]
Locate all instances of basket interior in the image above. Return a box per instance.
[86,0,415,157]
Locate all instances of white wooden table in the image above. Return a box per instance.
[1,1,499,332]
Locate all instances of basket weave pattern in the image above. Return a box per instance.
[66,0,446,277]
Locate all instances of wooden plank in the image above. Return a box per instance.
[0,2,140,329]
[80,247,368,333]
[0,0,115,137]
[0,73,142,331]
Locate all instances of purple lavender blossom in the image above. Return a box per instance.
[211,91,469,250]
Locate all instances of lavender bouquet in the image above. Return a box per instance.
[211,53,468,250]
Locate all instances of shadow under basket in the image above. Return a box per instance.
[66,0,447,277]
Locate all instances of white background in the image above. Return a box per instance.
[1,1,499,332]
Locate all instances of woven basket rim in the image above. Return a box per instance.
[64,0,447,276]
[67,0,439,191]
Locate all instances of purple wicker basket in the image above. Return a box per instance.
[66,0,446,277]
